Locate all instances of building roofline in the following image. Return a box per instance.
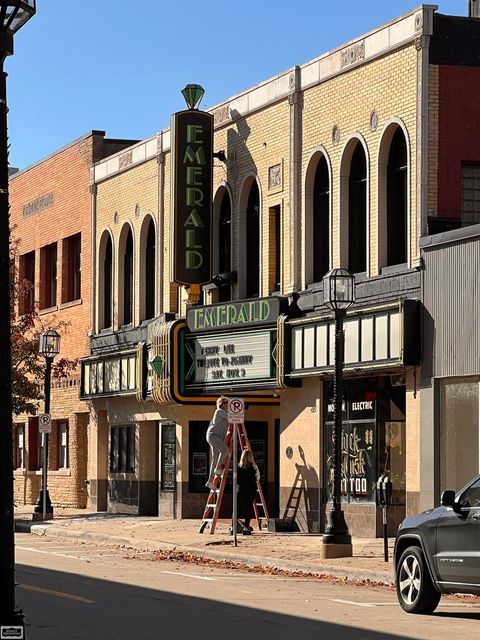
[93,4,443,184]
[420,223,480,249]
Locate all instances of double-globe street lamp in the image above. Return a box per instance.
[322,268,355,558]
[33,329,61,521]
[0,1,36,635]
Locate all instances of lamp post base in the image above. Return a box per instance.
[32,489,53,521]
[322,507,352,546]
[322,509,353,557]
[321,542,353,559]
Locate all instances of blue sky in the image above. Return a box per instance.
[7,0,467,170]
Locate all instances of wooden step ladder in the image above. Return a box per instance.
[199,423,269,534]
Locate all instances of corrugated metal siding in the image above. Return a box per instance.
[423,236,480,377]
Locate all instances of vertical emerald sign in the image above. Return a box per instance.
[171,103,213,286]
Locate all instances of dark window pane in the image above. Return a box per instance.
[348,144,367,274]
[145,220,155,320]
[386,128,407,266]
[313,157,330,282]
[218,191,232,302]
[246,182,260,298]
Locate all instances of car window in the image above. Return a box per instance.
[459,477,480,508]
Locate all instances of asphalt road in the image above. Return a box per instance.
[14,533,480,640]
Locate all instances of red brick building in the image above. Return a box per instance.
[9,131,135,508]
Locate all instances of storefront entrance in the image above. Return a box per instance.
[188,420,270,516]
[323,376,406,537]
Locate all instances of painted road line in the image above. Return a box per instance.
[161,570,216,581]
[331,600,480,608]
[332,598,377,608]
[16,545,88,561]
[18,583,93,604]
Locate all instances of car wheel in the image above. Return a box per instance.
[396,546,440,614]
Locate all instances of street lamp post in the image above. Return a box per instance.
[0,2,37,635]
[33,329,61,521]
[322,268,355,558]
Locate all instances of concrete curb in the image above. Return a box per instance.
[15,521,395,586]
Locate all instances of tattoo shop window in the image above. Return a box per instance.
[110,425,136,473]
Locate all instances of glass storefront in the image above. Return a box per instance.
[324,377,406,505]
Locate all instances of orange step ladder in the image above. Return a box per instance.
[199,423,269,534]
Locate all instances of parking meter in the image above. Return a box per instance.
[376,475,393,507]
[376,475,393,561]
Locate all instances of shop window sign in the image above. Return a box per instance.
[325,382,377,503]
[325,422,376,502]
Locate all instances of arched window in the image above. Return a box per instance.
[119,225,134,326]
[102,234,113,329]
[144,219,155,320]
[218,189,232,302]
[386,128,408,266]
[348,143,367,273]
[313,156,330,282]
[246,181,260,298]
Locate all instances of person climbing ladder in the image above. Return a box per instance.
[205,396,229,491]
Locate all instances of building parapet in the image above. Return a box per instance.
[91,4,436,185]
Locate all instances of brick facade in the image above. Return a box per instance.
[10,131,135,508]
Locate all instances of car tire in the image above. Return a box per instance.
[396,546,440,614]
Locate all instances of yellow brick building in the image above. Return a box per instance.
[82,6,480,535]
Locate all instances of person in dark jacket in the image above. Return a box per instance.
[237,449,259,534]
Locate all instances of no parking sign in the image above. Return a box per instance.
[227,397,244,424]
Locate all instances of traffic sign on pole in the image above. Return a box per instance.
[227,398,244,424]
[38,413,51,434]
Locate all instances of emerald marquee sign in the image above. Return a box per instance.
[186,296,288,332]
[171,86,213,286]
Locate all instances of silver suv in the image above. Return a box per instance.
[394,475,480,613]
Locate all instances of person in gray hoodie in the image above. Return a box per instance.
[205,396,229,490]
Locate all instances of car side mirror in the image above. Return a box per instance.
[441,490,456,508]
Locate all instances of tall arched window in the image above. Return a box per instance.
[218,189,232,302]
[102,233,113,329]
[387,128,408,266]
[348,143,367,273]
[313,156,330,282]
[144,219,155,320]
[119,225,134,326]
[246,181,260,298]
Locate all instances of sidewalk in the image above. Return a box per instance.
[14,506,395,585]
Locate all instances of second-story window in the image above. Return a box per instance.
[103,234,113,329]
[348,143,367,274]
[313,155,330,282]
[62,233,81,303]
[218,190,232,302]
[246,180,260,298]
[19,250,35,315]
[461,163,480,227]
[123,229,133,325]
[269,205,281,293]
[386,128,408,267]
[40,242,57,309]
[144,219,155,320]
